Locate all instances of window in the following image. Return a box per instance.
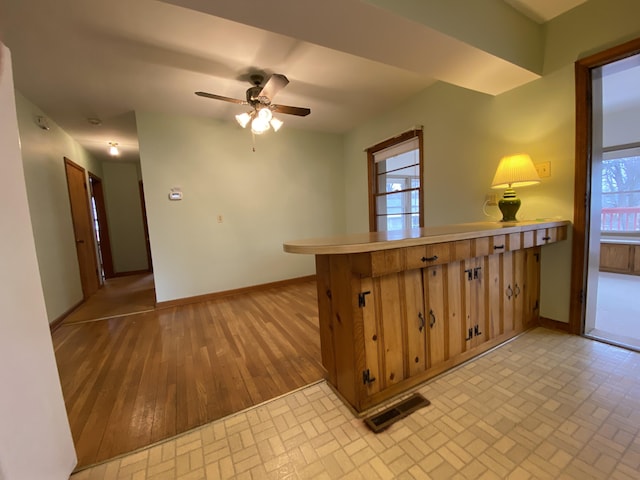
[601,147,640,232]
[367,129,423,232]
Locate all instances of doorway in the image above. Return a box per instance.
[64,158,100,299]
[88,173,114,279]
[570,37,640,350]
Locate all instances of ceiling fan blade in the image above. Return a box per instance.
[195,91,247,105]
[272,104,311,117]
[259,74,289,100]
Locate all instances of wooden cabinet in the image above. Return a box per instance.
[600,242,640,275]
[289,221,568,412]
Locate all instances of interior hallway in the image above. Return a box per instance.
[62,273,156,324]
[52,279,324,469]
[70,328,640,479]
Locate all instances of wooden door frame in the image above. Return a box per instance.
[138,180,153,272]
[64,157,100,298]
[569,37,640,334]
[88,173,115,278]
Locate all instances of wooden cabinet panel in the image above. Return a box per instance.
[508,233,522,251]
[327,255,359,407]
[447,261,464,359]
[600,243,632,272]
[487,253,502,338]
[522,230,535,248]
[524,248,541,328]
[361,276,380,398]
[351,249,404,277]
[404,269,426,376]
[377,274,406,387]
[311,222,563,412]
[315,255,336,385]
[464,257,487,349]
[452,240,472,261]
[473,237,490,257]
[535,226,566,246]
[424,265,446,368]
[490,235,507,255]
[405,242,451,269]
[600,243,640,275]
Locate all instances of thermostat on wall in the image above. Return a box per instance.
[168,188,183,201]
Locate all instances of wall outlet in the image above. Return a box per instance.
[535,161,551,178]
[485,193,499,206]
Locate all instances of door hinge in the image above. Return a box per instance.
[358,291,371,307]
[362,369,376,385]
[473,266,482,279]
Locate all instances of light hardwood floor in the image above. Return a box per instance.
[62,273,156,324]
[52,278,324,469]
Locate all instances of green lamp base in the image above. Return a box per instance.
[498,188,520,222]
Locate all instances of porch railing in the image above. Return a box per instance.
[601,207,640,231]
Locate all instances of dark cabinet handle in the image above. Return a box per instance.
[421,255,439,263]
[506,285,513,300]
[493,244,505,250]
[418,312,425,332]
[543,236,551,241]
[429,309,436,328]
[464,268,473,281]
[474,324,482,336]
[514,284,521,298]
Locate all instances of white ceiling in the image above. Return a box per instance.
[0,0,587,163]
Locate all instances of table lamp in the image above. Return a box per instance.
[491,153,540,222]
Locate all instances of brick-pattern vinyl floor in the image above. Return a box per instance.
[71,328,640,479]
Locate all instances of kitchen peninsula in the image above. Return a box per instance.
[284,220,569,412]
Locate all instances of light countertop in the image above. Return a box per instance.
[283,219,570,255]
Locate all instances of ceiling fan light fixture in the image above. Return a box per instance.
[109,142,119,156]
[257,107,273,122]
[235,112,252,129]
[251,116,271,135]
[270,117,283,132]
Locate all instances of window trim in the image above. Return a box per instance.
[366,129,424,232]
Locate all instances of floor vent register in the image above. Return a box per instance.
[364,393,431,433]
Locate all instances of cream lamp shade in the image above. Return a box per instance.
[491,154,540,222]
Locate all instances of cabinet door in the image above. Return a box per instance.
[503,251,526,334]
[447,261,465,358]
[369,270,427,389]
[487,253,503,338]
[424,265,446,368]
[375,273,406,388]
[361,276,381,398]
[464,257,487,349]
[600,243,632,272]
[634,246,640,274]
[404,269,427,376]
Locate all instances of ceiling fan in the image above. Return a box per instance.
[195,73,310,134]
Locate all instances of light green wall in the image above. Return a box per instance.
[136,112,345,303]
[15,91,102,323]
[344,0,640,323]
[102,161,149,273]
